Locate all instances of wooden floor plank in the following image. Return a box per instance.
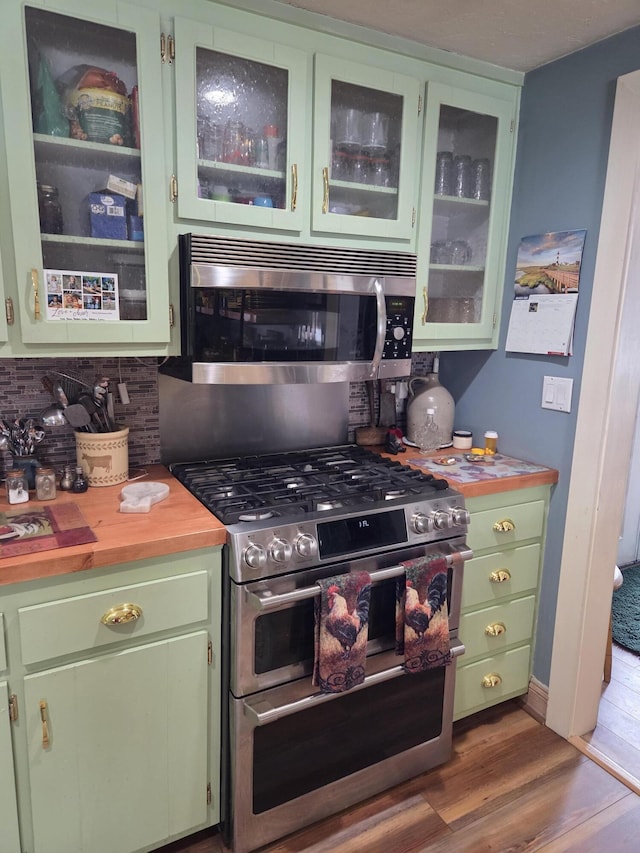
[538,792,640,852]
[419,758,631,853]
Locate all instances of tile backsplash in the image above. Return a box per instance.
[0,352,434,477]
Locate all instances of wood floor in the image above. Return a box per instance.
[582,642,640,786]
[159,688,640,853]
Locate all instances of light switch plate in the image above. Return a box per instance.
[541,375,573,412]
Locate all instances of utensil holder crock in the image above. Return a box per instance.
[75,426,129,487]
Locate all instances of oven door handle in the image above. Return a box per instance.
[246,548,473,611]
[243,641,466,726]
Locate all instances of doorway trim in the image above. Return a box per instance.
[547,68,640,738]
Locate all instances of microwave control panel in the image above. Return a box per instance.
[383,295,413,361]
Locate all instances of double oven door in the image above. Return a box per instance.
[223,538,468,853]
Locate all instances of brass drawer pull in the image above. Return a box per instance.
[493,518,515,533]
[291,163,298,211]
[485,622,506,637]
[40,700,49,749]
[32,268,41,320]
[322,166,329,213]
[489,569,511,583]
[422,286,428,325]
[481,673,502,689]
[101,603,143,626]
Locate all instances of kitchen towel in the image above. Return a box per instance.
[0,502,97,558]
[312,571,371,693]
[395,555,451,673]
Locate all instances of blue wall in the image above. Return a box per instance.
[440,25,640,684]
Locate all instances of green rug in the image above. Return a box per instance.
[612,564,640,654]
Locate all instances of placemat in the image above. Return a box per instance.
[0,502,97,558]
[410,453,552,484]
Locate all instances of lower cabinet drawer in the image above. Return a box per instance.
[460,595,536,660]
[462,544,541,609]
[19,570,209,665]
[454,645,531,718]
[467,500,545,553]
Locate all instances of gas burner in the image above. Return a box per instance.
[316,499,344,511]
[238,510,274,522]
[384,489,407,500]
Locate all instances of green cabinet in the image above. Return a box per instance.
[311,54,420,240]
[0,0,170,351]
[173,18,421,241]
[174,17,308,231]
[0,680,21,853]
[413,84,517,350]
[1,548,221,853]
[24,633,208,853]
[454,486,550,720]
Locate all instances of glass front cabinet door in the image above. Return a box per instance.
[311,54,420,241]
[414,84,516,349]
[1,1,169,348]
[174,18,308,231]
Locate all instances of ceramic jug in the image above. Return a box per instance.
[406,372,455,449]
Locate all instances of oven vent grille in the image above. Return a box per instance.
[186,234,417,277]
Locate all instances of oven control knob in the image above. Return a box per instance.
[269,537,293,563]
[451,507,470,526]
[411,512,434,534]
[432,510,453,530]
[392,325,405,341]
[243,543,267,570]
[294,533,317,559]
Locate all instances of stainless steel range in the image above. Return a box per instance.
[170,444,472,853]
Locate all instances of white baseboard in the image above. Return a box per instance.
[519,676,549,723]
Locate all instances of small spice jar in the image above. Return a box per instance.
[484,430,499,454]
[71,466,89,493]
[35,467,57,501]
[6,470,29,504]
[59,465,75,491]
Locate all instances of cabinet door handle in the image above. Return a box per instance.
[291,163,298,211]
[160,33,167,63]
[40,700,50,749]
[322,167,329,214]
[31,269,41,320]
[489,569,511,583]
[422,287,428,324]
[485,622,506,637]
[481,673,502,688]
[101,603,143,625]
[493,518,515,533]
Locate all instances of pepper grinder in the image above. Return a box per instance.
[71,465,89,493]
[59,465,75,491]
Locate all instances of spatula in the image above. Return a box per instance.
[63,403,95,432]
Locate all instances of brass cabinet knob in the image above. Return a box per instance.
[101,603,143,626]
[493,518,515,533]
[489,569,511,583]
[485,622,506,637]
[481,673,502,688]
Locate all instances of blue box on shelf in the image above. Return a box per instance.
[89,192,128,240]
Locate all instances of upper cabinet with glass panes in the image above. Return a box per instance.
[174,25,420,242]
[0,1,169,349]
[413,84,517,350]
[174,18,308,231]
[311,56,419,241]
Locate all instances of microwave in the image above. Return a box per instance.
[161,234,416,385]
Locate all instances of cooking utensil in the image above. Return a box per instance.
[78,393,108,432]
[63,404,94,431]
[40,404,67,427]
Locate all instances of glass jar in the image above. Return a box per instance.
[472,158,491,200]
[370,156,390,186]
[223,120,246,164]
[71,465,89,493]
[453,154,472,198]
[37,183,64,234]
[35,467,57,501]
[6,470,29,504]
[434,151,453,195]
[59,465,75,491]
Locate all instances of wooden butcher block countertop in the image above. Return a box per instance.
[375,446,558,499]
[0,464,225,588]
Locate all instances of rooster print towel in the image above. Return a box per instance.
[395,556,451,673]
[312,571,371,693]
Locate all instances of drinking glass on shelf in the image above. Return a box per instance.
[434,151,453,195]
